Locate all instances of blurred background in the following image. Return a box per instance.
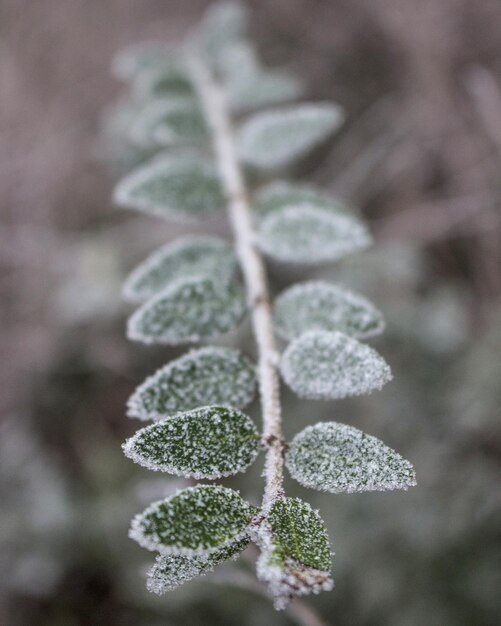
[2,0,501,624]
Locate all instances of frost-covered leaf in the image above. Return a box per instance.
[217,41,301,112]
[130,485,255,555]
[256,497,333,609]
[190,1,249,59]
[258,205,371,265]
[123,236,236,303]
[239,103,344,170]
[128,98,207,148]
[286,422,417,493]
[280,330,392,400]
[127,278,246,345]
[146,537,249,594]
[127,346,256,420]
[254,180,350,218]
[111,42,174,81]
[132,62,195,99]
[113,155,225,221]
[273,281,385,341]
[123,405,260,478]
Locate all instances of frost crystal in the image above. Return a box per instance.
[254,180,350,218]
[123,236,236,303]
[280,330,392,400]
[238,103,344,170]
[273,281,385,341]
[130,485,255,555]
[128,98,207,148]
[127,278,246,345]
[255,498,333,610]
[146,537,249,594]
[127,346,256,420]
[113,155,225,221]
[257,205,371,265]
[123,405,260,479]
[286,422,417,493]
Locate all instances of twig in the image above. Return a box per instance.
[188,58,285,510]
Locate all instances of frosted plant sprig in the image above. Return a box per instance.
[107,1,416,615]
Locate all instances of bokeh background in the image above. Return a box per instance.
[2,1,501,624]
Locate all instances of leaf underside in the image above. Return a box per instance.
[280,330,392,400]
[286,422,417,493]
[273,281,385,341]
[127,278,246,345]
[146,536,249,594]
[123,236,236,303]
[123,405,260,478]
[130,485,255,555]
[258,205,371,265]
[127,346,256,420]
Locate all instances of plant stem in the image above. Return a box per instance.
[189,58,285,509]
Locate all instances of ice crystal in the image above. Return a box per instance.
[238,103,344,170]
[130,485,255,555]
[123,405,260,479]
[258,205,371,265]
[255,498,333,610]
[286,422,417,493]
[113,155,225,221]
[128,98,207,148]
[280,330,392,400]
[123,236,236,303]
[254,180,350,218]
[127,278,246,345]
[127,346,256,420]
[273,281,385,341]
[146,537,249,594]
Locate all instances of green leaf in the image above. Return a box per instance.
[111,42,175,81]
[123,405,260,478]
[273,281,385,341]
[256,497,333,609]
[254,180,351,218]
[133,62,195,99]
[258,205,371,265]
[123,236,236,303]
[113,155,225,221]
[146,537,249,594]
[190,1,249,59]
[130,485,255,555]
[127,278,246,345]
[127,346,256,420]
[128,98,207,148]
[280,330,392,400]
[239,103,344,170]
[286,422,417,493]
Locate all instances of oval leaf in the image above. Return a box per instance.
[133,63,195,99]
[258,205,371,265]
[280,330,392,400]
[273,281,385,341]
[127,278,246,345]
[129,98,207,148]
[127,346,255,421]
[112,42,175,81]
[130,485,255,555]
[256,497,333,609]
[123,405,260,478]
[255,180,350,218]
[239,103,344,170]
[113,155,225,221]
[123,236,236,303]
[286,422,417,493]
[146,537,249,594]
